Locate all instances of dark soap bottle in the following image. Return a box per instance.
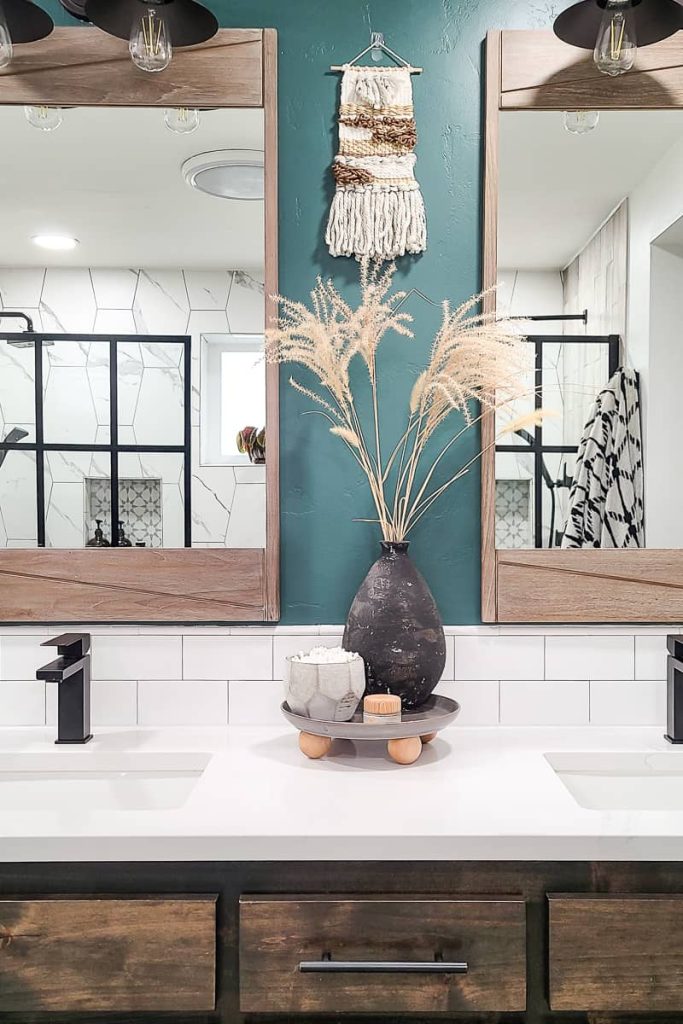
[86,519,110,547]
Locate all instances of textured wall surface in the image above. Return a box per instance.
[40,0,573,625]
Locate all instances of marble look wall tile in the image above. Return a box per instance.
[133,367,184,446]
[42,269,96,333]
[0,268,45,307]
[227,271,265,333]
[94,308,137,335]
[133,270,189,335]
[225,480,266,548]
[191,464,235,545]
[184,271,231,311]
[91,269,139,309]
[43,366,98,445]
[46,481,86,548]
[0,343,36,428]
[0,450,37,542]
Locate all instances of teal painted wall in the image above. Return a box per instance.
[44,0,572,624]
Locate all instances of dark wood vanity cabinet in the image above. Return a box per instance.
[0,895,217,1013]
[549,894,683,1013]
[3,862,683,1023]
[239,895,526,1013]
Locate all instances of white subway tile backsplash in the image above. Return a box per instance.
[500,680,590,726]
[229,679,284,725]
[183,636,272,680]
[436,680,499,725]
[138,679,228,726]
[635,635,667,680]
[47,680,138,727]
[92,636,182,681]
[589,680,666,726]
[455,636,544,680]
[0,680,45,725]
[0,635,49,681]
[545,636,634,681]
[0,626,676,729]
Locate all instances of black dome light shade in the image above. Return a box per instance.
[1,0,54,42]
[85,0,218,47]
[554,0,683,50]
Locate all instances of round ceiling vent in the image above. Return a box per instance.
[58,0,90,22]
[182,150,264,201]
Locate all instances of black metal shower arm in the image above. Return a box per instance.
[0,311,35,332]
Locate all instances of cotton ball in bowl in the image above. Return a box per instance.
[284,646,365,722]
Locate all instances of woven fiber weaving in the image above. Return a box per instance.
[326,65,427,260]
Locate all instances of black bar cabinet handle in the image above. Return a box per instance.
[299,958,468,974]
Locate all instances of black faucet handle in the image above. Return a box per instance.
[41,633,90,658]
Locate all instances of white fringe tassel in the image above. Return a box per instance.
[326,187,427,260]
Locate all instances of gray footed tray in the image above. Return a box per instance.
[281,694,460,740]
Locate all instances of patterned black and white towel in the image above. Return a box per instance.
[561,368,644,549]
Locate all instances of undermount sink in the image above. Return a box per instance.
[0,751,210,812]
[546,751,683,811]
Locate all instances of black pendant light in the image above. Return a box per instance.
[58,1,90,23]
[85,0,218,47]
[0,0,54,42]
[554,0,683,50]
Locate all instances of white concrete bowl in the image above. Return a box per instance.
[284,654,365,722]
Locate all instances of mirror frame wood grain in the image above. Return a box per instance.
[482,29,683,622]
[0,27,279,623]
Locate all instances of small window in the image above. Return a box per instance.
[201,333,265,466]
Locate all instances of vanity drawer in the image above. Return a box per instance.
[0,896,217,1012]
[239,895,526,1013]
[549,894,683,1011]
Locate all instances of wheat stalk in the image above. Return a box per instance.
[266,260,541,542]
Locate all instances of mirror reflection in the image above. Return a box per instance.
[496,110,683,550]
[0,106,265,549]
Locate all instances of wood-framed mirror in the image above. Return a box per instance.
[0,27,278,623]
[482,28,683,622]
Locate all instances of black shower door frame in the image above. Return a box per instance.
[0,332,192,548]
[495,333,620,549]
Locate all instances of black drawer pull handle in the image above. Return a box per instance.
[299,954,468,975]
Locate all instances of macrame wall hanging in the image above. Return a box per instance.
[326,37,427,261]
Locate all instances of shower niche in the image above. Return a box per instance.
[0,333,190,549]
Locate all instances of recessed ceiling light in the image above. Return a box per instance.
[32,234,79,251]
[182,150,264,201]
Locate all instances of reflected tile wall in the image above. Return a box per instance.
[0,267,266,549]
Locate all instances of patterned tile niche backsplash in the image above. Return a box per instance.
[495,479,532,549]
[86,478,163,547]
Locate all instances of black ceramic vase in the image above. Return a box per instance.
[343,541,446,709]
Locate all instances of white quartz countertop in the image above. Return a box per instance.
[2,724,683,862]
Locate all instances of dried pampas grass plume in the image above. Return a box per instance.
[267,260,541,541]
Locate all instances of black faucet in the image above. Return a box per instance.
[37,633,92,745]
[665,635,683,744]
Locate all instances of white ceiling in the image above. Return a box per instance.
[0,105,264,269]
[499,110,683,271]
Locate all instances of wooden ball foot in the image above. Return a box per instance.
[387,736,423,765]
[299,732,332,759]
[421,732,437,744]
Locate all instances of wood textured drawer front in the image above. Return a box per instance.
[549,894,683,1011]
[0,896,217,1012]
[239,895,526,1013]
